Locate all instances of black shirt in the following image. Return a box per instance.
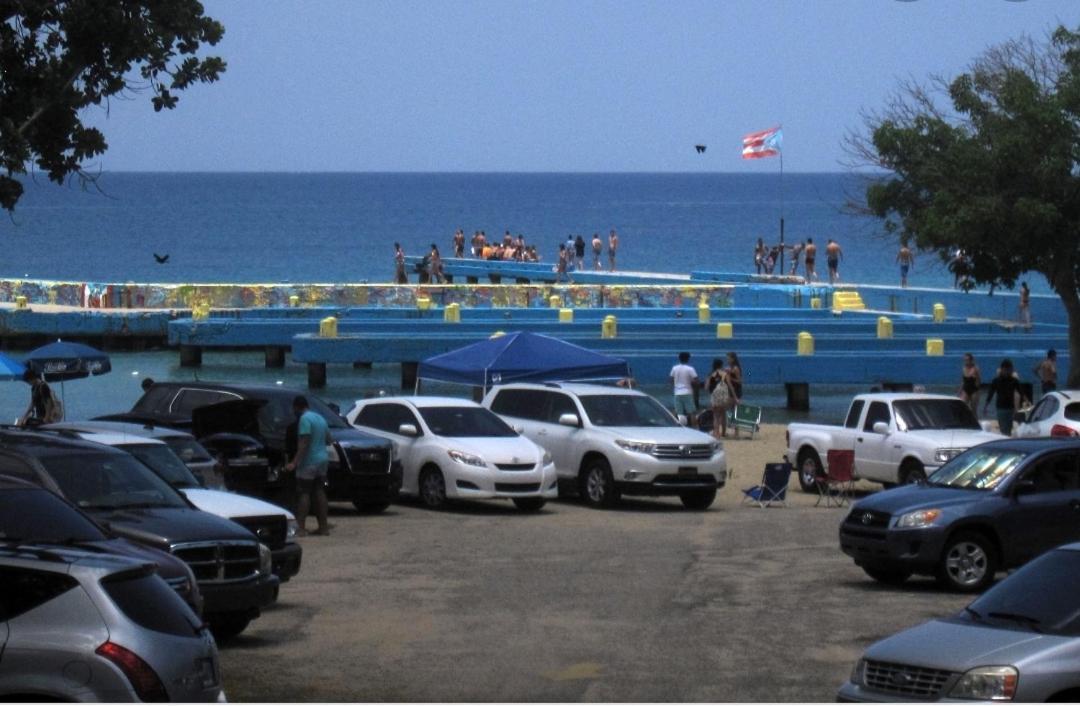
[986,375,1023,410]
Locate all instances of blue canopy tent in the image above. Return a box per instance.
[417,331,631,393]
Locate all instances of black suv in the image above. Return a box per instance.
[0,429,279,639]
[100,382,402,512]
[840,437,1080,592]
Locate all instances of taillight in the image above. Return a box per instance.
[96,641,168,702]
[1051,424,1080,437]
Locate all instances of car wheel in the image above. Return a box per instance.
[901,461,926,485]
[418,467,448,509]
[797,448,823,493]
[937,532,998,592]
[512,497,546,512]
[207,613,252,642]
[679,488,717,510]
[579,458,619,508]
[351,500,391,513]
[862,565,913,586]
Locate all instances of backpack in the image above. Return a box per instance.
[710,374,732,408]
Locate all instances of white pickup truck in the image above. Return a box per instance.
[786,393,1005,492]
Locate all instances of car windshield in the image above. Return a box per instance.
[0,487,106,543]
[894,399,981,431]
[419,407,517,438]
[964,548,1080,636]
[928,447,1028,490]
[578,394,679,427]
[163,437,214,464]
[39,452,189,510]
[122,444,202,489]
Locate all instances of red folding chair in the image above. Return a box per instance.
[816,449,855,507]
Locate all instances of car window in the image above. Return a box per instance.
[893,399,981,431]
[929,447,1028,490]
[577,394,679,427]
[102,570,199,637]
[263,393,348,430]
[122,444,202,488]
[39,452,190,510]
[546,393,578,424]
[966,548,1080,636]
[171,389,240,416]
[863,401,890,432]
[419,407,517,437]
[1028,398,1051,423]
[489,389,547,421]
[844,400,865,429]
[1021,452,1080,493]
[1031,396,1060,423]
[0,455,38,482]
[355,403,421,435]
[131,385,176,414]
[0,487,107,543]
[0,566,78,621]
[1065,403,1080,423]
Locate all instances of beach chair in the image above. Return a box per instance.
[816,449,856,508]
[726,404,762,439]
[741,462,791,508]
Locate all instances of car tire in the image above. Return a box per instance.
[900,461,926,485]
[797,448,823,493]
[862,565,913,586]
[679,488,717,510]
[579,458,619,508]
[512,497,546,512]
[418,466,448,509]
[352,500,391,513]
[207,613,252,642]
[937,532,998,592]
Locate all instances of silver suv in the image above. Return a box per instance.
[482,383,727,509]
[0,545,225,702]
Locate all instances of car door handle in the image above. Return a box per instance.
[857,437,864,442]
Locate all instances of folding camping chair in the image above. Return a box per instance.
[726,404,762,439]
[816,449,856,508]
[741,462,791,508]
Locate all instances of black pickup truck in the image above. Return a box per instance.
[99,382,402,512]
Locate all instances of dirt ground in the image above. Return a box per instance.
[217,423,970,702]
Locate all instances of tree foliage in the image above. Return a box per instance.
[0,0,225,210]
[847,26,1080,386]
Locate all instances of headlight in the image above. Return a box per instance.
[615,439,655,454]
[896,508,942,528]
[258,543,272,575]
[935,448,963,463]
[448,449,486,467]
[850,658,866,686]
[542,450,552,465]
[948,666,1018,701]
[286,518,299,541]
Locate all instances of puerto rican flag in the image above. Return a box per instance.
[741,126,782,159]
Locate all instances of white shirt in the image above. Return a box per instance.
[670,363,698,395]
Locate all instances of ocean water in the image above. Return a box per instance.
[3,171,977,288]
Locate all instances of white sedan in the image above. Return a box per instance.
[1015,390,1080,438]
[345,396,557,511]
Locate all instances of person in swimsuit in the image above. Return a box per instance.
[1019,281,1031,329]
[591,233,602,270]
[453,229,465,258]
[1033,349,1057,394]
[896,242,914,288]
[429,243,444,283]
[574,235,586,270]
[753,238,766,274]
[960,352,982,414]
[608,229,619,272]
[804,238,817,282]
[394,242,408,284]
[826,239,843,284]
[788,241,804,276]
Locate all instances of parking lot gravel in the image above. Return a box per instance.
[218,424,971,702]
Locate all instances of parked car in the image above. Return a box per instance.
[787,393,1004,492]
[839,437,1080,591]
[838,541,1080,702]
[345,396,557,511]
[0,544,225,702]
[1015,389,1080,438]
[98,381,402,512]
[0,428,279,639]
[0,474,203,615]
[482,383,727,509]
[43,424,303,582]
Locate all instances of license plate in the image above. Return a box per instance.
[197,657,218,689]
[678,467,698,475]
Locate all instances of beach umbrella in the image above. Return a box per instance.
[0,353,27,381]
[24,340,112,382]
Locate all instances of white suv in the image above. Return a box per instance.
[482,383,726,509]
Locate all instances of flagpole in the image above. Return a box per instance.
[779,146,785,274]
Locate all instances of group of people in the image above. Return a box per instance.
[669,351,744,438]
[752,237,844,284]
[394,242,447,284]
[959,349,1057,435]
[553,231,619,281]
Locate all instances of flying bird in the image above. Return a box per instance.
[694,144,707,154]
[153,253,170,264]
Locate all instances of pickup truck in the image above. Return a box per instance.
[786,393,1004,492]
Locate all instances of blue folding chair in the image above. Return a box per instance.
[741,462,792,508]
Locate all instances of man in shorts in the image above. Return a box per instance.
[826,238,843,284]
[286,395,332,536]
[896,241,914,288]
[803,238,817,281]
[1034,349,1058,394]
[669,351,700,426]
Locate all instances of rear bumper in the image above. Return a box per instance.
[271,542,303,581]
[200,573,279,616]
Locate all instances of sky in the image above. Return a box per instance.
[85,0,1080,173]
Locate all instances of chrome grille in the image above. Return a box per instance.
[171,541,261,584]
[495,462,536,471]
[232,515,287,549]
[864,660,953,698]
[341,445,391,474]
[652,444,713,460]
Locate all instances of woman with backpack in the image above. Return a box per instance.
[706,358,738,438]
[20,368,61,426]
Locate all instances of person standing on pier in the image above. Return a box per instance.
[394,242,408,284]
[429,243,444,283]
[788,241,804,276]
[670,352,700,427]
[608,229,619,272]
[896,241,914,288]
[591,233,602,270]
[574,235,586,270]
[826,239,843,284]
[754,238,767,275]
[453,229,465,258]
[804,238,817,281]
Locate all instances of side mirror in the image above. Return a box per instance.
[872,421,889,435]
[558,413,580,427]
[397,423,419,437]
